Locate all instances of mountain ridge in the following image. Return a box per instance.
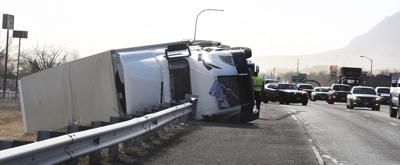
[254,11,400,73]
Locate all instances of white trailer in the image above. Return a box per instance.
[19,40,258,133]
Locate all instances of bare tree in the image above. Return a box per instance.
[23,44,67,72]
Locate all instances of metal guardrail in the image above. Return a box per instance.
[0,98,197,165]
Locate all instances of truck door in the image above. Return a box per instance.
[168,59,192,102]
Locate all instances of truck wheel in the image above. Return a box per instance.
[328,100,334,104]
[374,106,380,111]
[349,104,353,109]
[263,98,269,104]
[302,100,308,106]
[279,98,284,104]
[389,102,397,117]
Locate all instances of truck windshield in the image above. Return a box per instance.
[333,85,351,91]
[343,79,359,85]
[377,88,390,94]
[278,84,298,90]
[353,88,376,95]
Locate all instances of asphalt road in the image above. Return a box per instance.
[138,100,400,165]
[141,104,319,165]
[285,101,400,165]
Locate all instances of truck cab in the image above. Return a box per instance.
[338,67,362,86]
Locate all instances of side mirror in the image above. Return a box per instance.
[377,93,381,96]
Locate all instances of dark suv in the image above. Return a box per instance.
[277,83,308,105]
[327,84,351,104]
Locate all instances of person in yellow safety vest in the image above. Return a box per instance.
[252,72,264,110]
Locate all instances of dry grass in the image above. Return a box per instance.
[0,103,36,141]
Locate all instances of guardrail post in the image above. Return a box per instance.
[0,140,33,151]
[36,131,65,141]
[66,124,91,165]
[108,117,122,161]
[185,95,198,120]
[89,121,110,164]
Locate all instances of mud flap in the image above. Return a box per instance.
[231,50,259,122]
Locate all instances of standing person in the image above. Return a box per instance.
[252,71,264,110]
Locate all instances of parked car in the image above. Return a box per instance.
[297,83,313,98]
[277,83,308,105]
[311,87,330,101]
[375,87,390,105]
[327,84,351,104]
[346,86,380,110]
[262,83,278,103]
[389,79,400,118]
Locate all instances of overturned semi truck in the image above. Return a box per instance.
[19,40,258,133]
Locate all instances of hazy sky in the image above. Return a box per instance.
[1,0,400,57]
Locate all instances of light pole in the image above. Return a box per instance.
[360,56,373,76]
[193,9,224,41]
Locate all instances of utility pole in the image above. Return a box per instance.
[296,57,299,74]
[273,67,276,79]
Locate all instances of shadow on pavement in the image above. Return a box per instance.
[258,110,305,121]
[191,120,260,129]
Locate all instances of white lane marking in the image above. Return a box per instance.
[309,139,325,165]
[388,122,398,126]
[287,111,325,165]
[346,110,350,112]
[363,114,370,117]
[290,112,300,123]
[322,154,344,165]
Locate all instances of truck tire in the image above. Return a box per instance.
[389,101,397,118]
[263,98,269,104]
[374,106,380,111]
[328,100,334,104]
[279,97,284,104]
[302,99,308,106]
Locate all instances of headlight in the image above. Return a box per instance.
[352,96,358,100]
[375,97,380,101]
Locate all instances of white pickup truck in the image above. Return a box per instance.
[389,79,400,118]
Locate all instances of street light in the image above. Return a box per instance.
[360,55,373,76]
[193,9,224,41]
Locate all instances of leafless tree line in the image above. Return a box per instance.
[0,43,79,78]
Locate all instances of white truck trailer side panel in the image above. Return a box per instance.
[20,51,119,133]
